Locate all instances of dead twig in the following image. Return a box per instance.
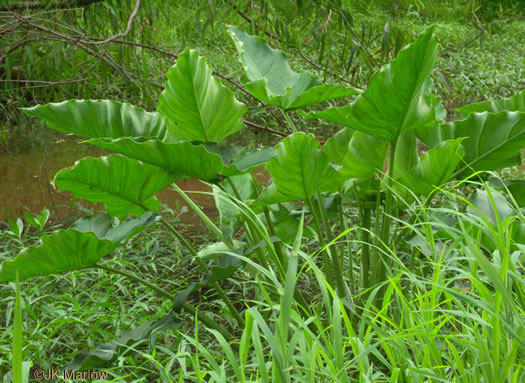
[0,0,102,11]
[91,0,140,45]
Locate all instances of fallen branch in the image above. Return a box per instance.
[0,0,102,11]
[91,0,140,45]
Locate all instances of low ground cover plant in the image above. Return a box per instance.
[2,25,524,381]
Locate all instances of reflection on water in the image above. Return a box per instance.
[0,139,270,232]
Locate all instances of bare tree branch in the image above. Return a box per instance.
[0,0,102,11]
[92,0,140,45]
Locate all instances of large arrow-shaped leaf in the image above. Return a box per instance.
[456,89,525,117]
[65,313,180,371]
[259,133,341,203]
[420,112,525,177]
[54,155,179,219]
[302,27,438,141]
[397,138,465,196]
[157,48,247,143]
[71,211,159,242]
[0,230,119,282]
[86,138,225,182]
[22,100,176,141]
[229,27,357,110]
[322,127,388,180]
[203,144,276,176]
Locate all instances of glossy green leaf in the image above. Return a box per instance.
[0,230,119,282]
[65,313,180,371]
[456,89,525,117]
[204,144,276,176]
[157,48,246,143]
[259,133,340,203]
[322,127,388,180]
[86,138,225,181]
[398,138,465,196]
[439,112,525,177]
[214,174,256,241]
[393,131,419,180]
[468,188,515,225]
[300,106,352,126]
[302,27,439,141]
[339,131,389,179]
[71,211,159,242]
[322,127,354,165]
[229,27,356,109]
[489,178,525,207]
[286,83,360,110]
[173,242,245,312]
[54,155,179,219]
[22,100,175,141]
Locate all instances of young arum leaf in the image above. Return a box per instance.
[158,48,247,143]
[338,131,389,179]
[397,138,465,196]
[86,138,226,182]
[229,26,357,110]
[0,213,156,283]
[203,144,277,176]
[489,179,525,207]
[456,89,525,117]
[22,100,175,142]
[0,230,119,282]
[322,127,354,165]
[303,26,439,141]
[53,155,179,219]
[431,111,525,177]
[71,211,159,242]
[65,313,180,371]
[259,132,341,203]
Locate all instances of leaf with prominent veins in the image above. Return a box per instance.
[158,48,247,143]
[54,155,179,219]
[302,27,439,141]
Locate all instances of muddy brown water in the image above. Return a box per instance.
[0,138,270,232]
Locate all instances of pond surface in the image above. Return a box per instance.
[0,138,269,231]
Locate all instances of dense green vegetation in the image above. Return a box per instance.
[1,1,524,382]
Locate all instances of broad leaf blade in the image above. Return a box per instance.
[65,313,180,371]
[0,230,119,282]
[157,48,247,143]
[456,90,525,117]
[287,84,360,110]
[303,27,439,141]
[447,111,525,176]
[54,155,179,219]
[229,26,304,98]
[489,179,525,207]
[22,100,174,141]
[339,131,389,179]
[71,212,159,242]
[398,138,465,196]
[468,188,515,226]
[322,127,354,165]
[259,133,340,203]
[230,26,354,110]
[86,138,225,181]
[203,144,276,176]
[213,174,256,241]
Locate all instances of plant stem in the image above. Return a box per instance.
[316,190,348,299]
[281,110,298,133]
[160,219,245,329]
[376,139,398,303]
[96,263,234,341]
[339,189,354,295]
[306,194,334,287]
[171,183,224,242]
